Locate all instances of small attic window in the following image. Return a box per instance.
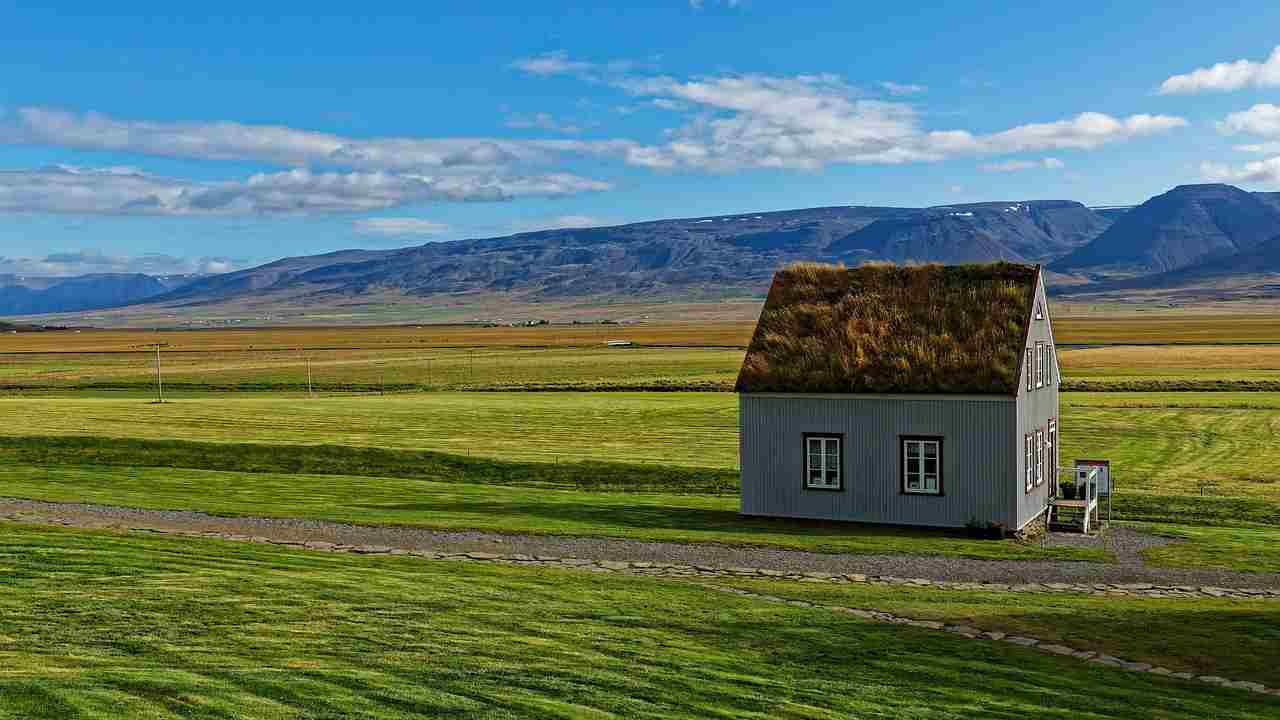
[1035,303,1045,321]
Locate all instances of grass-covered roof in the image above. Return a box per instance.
[736,261,1039,395]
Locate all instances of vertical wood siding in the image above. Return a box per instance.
[739,394,1016,528]
[1015,276,1060,528]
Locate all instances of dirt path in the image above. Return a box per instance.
[3,497,1278,592]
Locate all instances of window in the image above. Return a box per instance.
[1035,342,1045,389]
[804,434,842,490]
[1035,303,1045,321]
[1024,434,1034,493]
[1035,429,1045,487]
[1026,348,1034,391]
[1047,419,1057,491]
[901,437,942,495]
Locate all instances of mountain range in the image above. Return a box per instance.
[4,183,1280,322]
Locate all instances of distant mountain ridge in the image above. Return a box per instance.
[7,184,1280,321]
[140,200,1107,312]
[1054,184,1280,276]
[0,273,197,315]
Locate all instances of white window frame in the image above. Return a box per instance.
[1047,419,1057,490]
[804,435,842,490]
[1026,347,1034,392]
[1035,429,1045,487]
[902,438,942,495]
[1024,434,1034,493]
[1035,342,1045,389]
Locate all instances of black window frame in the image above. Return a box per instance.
[802,432,844,492]
[899,435,944,496]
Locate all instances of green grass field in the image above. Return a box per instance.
[0,346,745,393]
[0,524,1274,719]
[709,577,1280,686]
[3,392,1278,502]
[0,456,1100,562]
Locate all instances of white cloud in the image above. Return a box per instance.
[504,112,584,134]
[1202,157,1280,185]
[0,165,611,216]
[1159,46,1280,94]
[933,113,1186,155]
[510,214,612,233]
[510,51,595,77]
[353,217,450,236]
[1236,141,1280,154]
[881,81,926,96]
[609,73,1184,170]
[1217,103,1280,138]
[979,157,1066,172]
[0,107,629,173]
[0,249,247,277]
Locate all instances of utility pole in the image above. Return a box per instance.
[306,354,313,397]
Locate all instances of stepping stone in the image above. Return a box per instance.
[598,561,630,571]
[303,541,336,550]
[1039,644,1075,656]
[464,552,500,560]
[1003,636,1039,647]
[352,545,392,554]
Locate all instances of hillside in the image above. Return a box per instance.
[0,273,196,315]
[1054,184,1280,276]
[139,201,1103,312]
[11,185,1280,324]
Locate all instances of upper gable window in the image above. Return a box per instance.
[1035,303,1045,321]
[1034,342,1045,389]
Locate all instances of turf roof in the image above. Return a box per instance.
[736,261,1040,395]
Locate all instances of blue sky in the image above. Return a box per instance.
[2,2,1280,276]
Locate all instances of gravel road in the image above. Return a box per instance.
[3,497,1276,589]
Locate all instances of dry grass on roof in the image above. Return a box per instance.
[736,261,1038,395]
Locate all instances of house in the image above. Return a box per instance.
[735,261,1059,531]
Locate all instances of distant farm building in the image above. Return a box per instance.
[736,262,1059,530]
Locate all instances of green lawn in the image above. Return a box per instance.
[3,391,1278,507]
[0,346,744,393]
[710,578,1280,686]
[1138,524,1280,574]
[0,462,1100,562]
[0,524,1273,719]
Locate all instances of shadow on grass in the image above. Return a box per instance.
[0,435,739,495]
